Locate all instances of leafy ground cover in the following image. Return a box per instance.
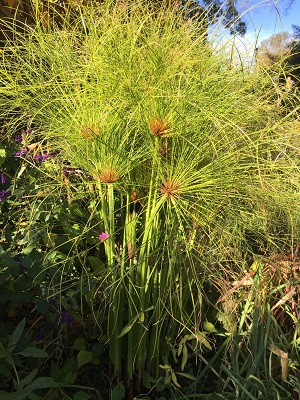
[0,1,300,399]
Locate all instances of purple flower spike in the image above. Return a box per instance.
[99,232,110,242]
[61,310,73,325]
[0,189,10,202]
[14,134,22,143]
[1,174,6,184]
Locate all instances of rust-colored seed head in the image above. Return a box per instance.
[130,190,138,202]
[81,125,99,141]
[161,179,180,201]
[149,118,171,137]
[94,167,120,183]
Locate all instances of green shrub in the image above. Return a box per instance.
[1,0,300,397]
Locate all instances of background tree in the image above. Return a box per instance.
[0,0,247,45]
[181,0,246,35]
[287,24,300,80]
[257,32,292,66]
[257,28,300,83]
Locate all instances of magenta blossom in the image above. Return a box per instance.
[99,232,110,242]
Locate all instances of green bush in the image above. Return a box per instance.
[1,0,300,398]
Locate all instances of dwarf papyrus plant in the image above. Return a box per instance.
[1,0,300,395]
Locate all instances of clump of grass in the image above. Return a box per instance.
[1,0,300,396]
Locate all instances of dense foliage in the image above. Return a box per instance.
[0,1,300,399]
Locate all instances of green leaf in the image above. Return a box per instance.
[73,338,86,351]
[171,371,181,388]
[178,334,190,356]
[0,343,8,358]
[176,372,196,380]
[5,354,15,365]
[163,374,171,386]
[50,361,63,383]
[0,391,28,400]
[17,348,48,358]
[18,369,38,390]
[8,318,26,351]
[159,364,171,371]
[117,315,139,339]
[91,343,104,358]
[203,321,218,333]
[77,350,92,368]
[0,148,6,167]
[118,307,154,339]
[26,376,57,390]
[36,299,49,314]
[22,245,36,255]
[0,377,58,400]
[28,393,41,400]
[73,392,93,400]
[64,370,77,385]
[111,382,125,400]
[194,331,212,350]
[142,371,157,389]
[181,344,188,371]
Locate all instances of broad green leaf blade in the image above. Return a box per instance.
[73,338,86,351]
[159,364,171,370]
[181,344,188,371]
[8,318,26,351]
[194,331,212,350]
[171,371,181,388]
[26,377,57,390]
[0,377,57,400]
[176,372,196,380]
[111,382,125,400]
[18,369,38,391]
[17,348,48,358]
[203,321,218,333]
[0,342,8,358]
[73,392,93,400]
[77,350,92,368]
[117,316,139,339]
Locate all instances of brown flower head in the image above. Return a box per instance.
[81,125,99,141]
[160,178,181,201]
[94,167,120,183]
[149,118,171,137]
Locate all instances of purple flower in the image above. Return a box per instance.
[17,257,26,271]
[99,232,110,242]
[41,153,52,162]
[61,310,73,325]
[34,328,45,341]
[14,134,22,143]
[15,148,27,157]
[1,174,6,184]
[0,189,10,201]
[34,153,52,163]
